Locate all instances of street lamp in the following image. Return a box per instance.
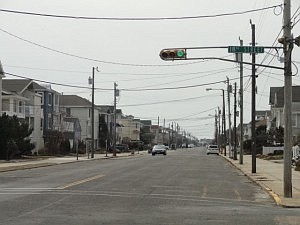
[206,88,227,156]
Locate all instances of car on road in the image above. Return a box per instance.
[206,145,219,155]
[152,144,167,155]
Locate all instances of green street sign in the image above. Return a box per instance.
[228,46,264,53]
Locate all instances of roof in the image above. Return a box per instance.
[60,95,92,107]
[2,79,60,95]
[2,79,33,94]
[270,86,300,107]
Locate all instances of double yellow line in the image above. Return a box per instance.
[57,174,105,190]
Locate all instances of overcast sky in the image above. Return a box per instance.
[1,0,300,140]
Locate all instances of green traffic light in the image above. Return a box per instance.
[176,50,184,57]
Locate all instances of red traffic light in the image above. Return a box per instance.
[160,49,186,60]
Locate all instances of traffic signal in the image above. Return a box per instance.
[160,49,186,60]
[295,35,300,47]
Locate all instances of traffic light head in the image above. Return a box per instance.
[160,49,186,60]
[295,35,300,47]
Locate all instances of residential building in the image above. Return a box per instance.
[60,95,100,149]
[117,115,141,143]
[2,79,44,153]
[32,83,60,133]
[269,86,300,138]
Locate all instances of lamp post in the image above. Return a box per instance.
[206,88,226,156]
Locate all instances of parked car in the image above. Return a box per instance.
[152,144,167,156]
[206,145,219,155]
[115,144,129,152]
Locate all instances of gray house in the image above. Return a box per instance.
[269,86,300,138]
[60,95,100,149]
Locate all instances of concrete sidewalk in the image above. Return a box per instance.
[0,152,143,172]
[222,154,300,208]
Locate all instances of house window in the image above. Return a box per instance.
[292,114,297,127]
[37,92,44,105]
[2,99,9,111]
[48,93,52,106]
[66,108,71,116]
[40,118,43,130]
[18,101,24,113]
[13,100,17,112]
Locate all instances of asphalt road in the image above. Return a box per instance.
[0,148,300,225]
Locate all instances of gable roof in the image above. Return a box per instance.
[60,95,92,107]
[2,79,33,94]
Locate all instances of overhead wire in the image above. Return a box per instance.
[0,4,282,21]
[0,27,203,67]
[4,71,250,92]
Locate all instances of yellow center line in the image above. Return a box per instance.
[57,174,105,190]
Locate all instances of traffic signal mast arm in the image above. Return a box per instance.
[160,46,284,70]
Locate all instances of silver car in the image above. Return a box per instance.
[152,145,167,156]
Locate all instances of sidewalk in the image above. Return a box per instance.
[0,152,143,173]
[222,154,300,208]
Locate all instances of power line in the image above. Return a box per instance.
[118,94,219,107]
[0,5,282,21]
[0,27,202,67]
[4,71,249,92]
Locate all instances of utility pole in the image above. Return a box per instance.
[222,89,227,156]
[215,110,218,145]
[283,0,292,198]
[227,77,232,158]
[218,107,221,150]
[250,21,257,173]
[89,67,96,158]
[163,118,165,145]
[239,38,244,164]
[233,82,238,160]
[113,82,118,157]
[0,61,4,116]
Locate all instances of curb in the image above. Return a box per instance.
[0,153,144,173]
[220,155,285,207]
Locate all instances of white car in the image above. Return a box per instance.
[206,145,219,155]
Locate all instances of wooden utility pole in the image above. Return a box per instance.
[233,82,237,160]
[250,21,256,173]
[91,67,95,158]
[113,82,118,157]
[283,0,292,198]
[239,38,244,165]
[227,77,232,158]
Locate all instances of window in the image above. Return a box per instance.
[40,118,43,130]
[13,100,17,112]
[18,101,24,113]
[66,108,71,116]
[2,99,9,111]
[292,114,297,127]
[48,93,52,106]
[37,92,44,105]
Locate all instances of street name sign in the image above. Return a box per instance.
[228,46,264,53]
